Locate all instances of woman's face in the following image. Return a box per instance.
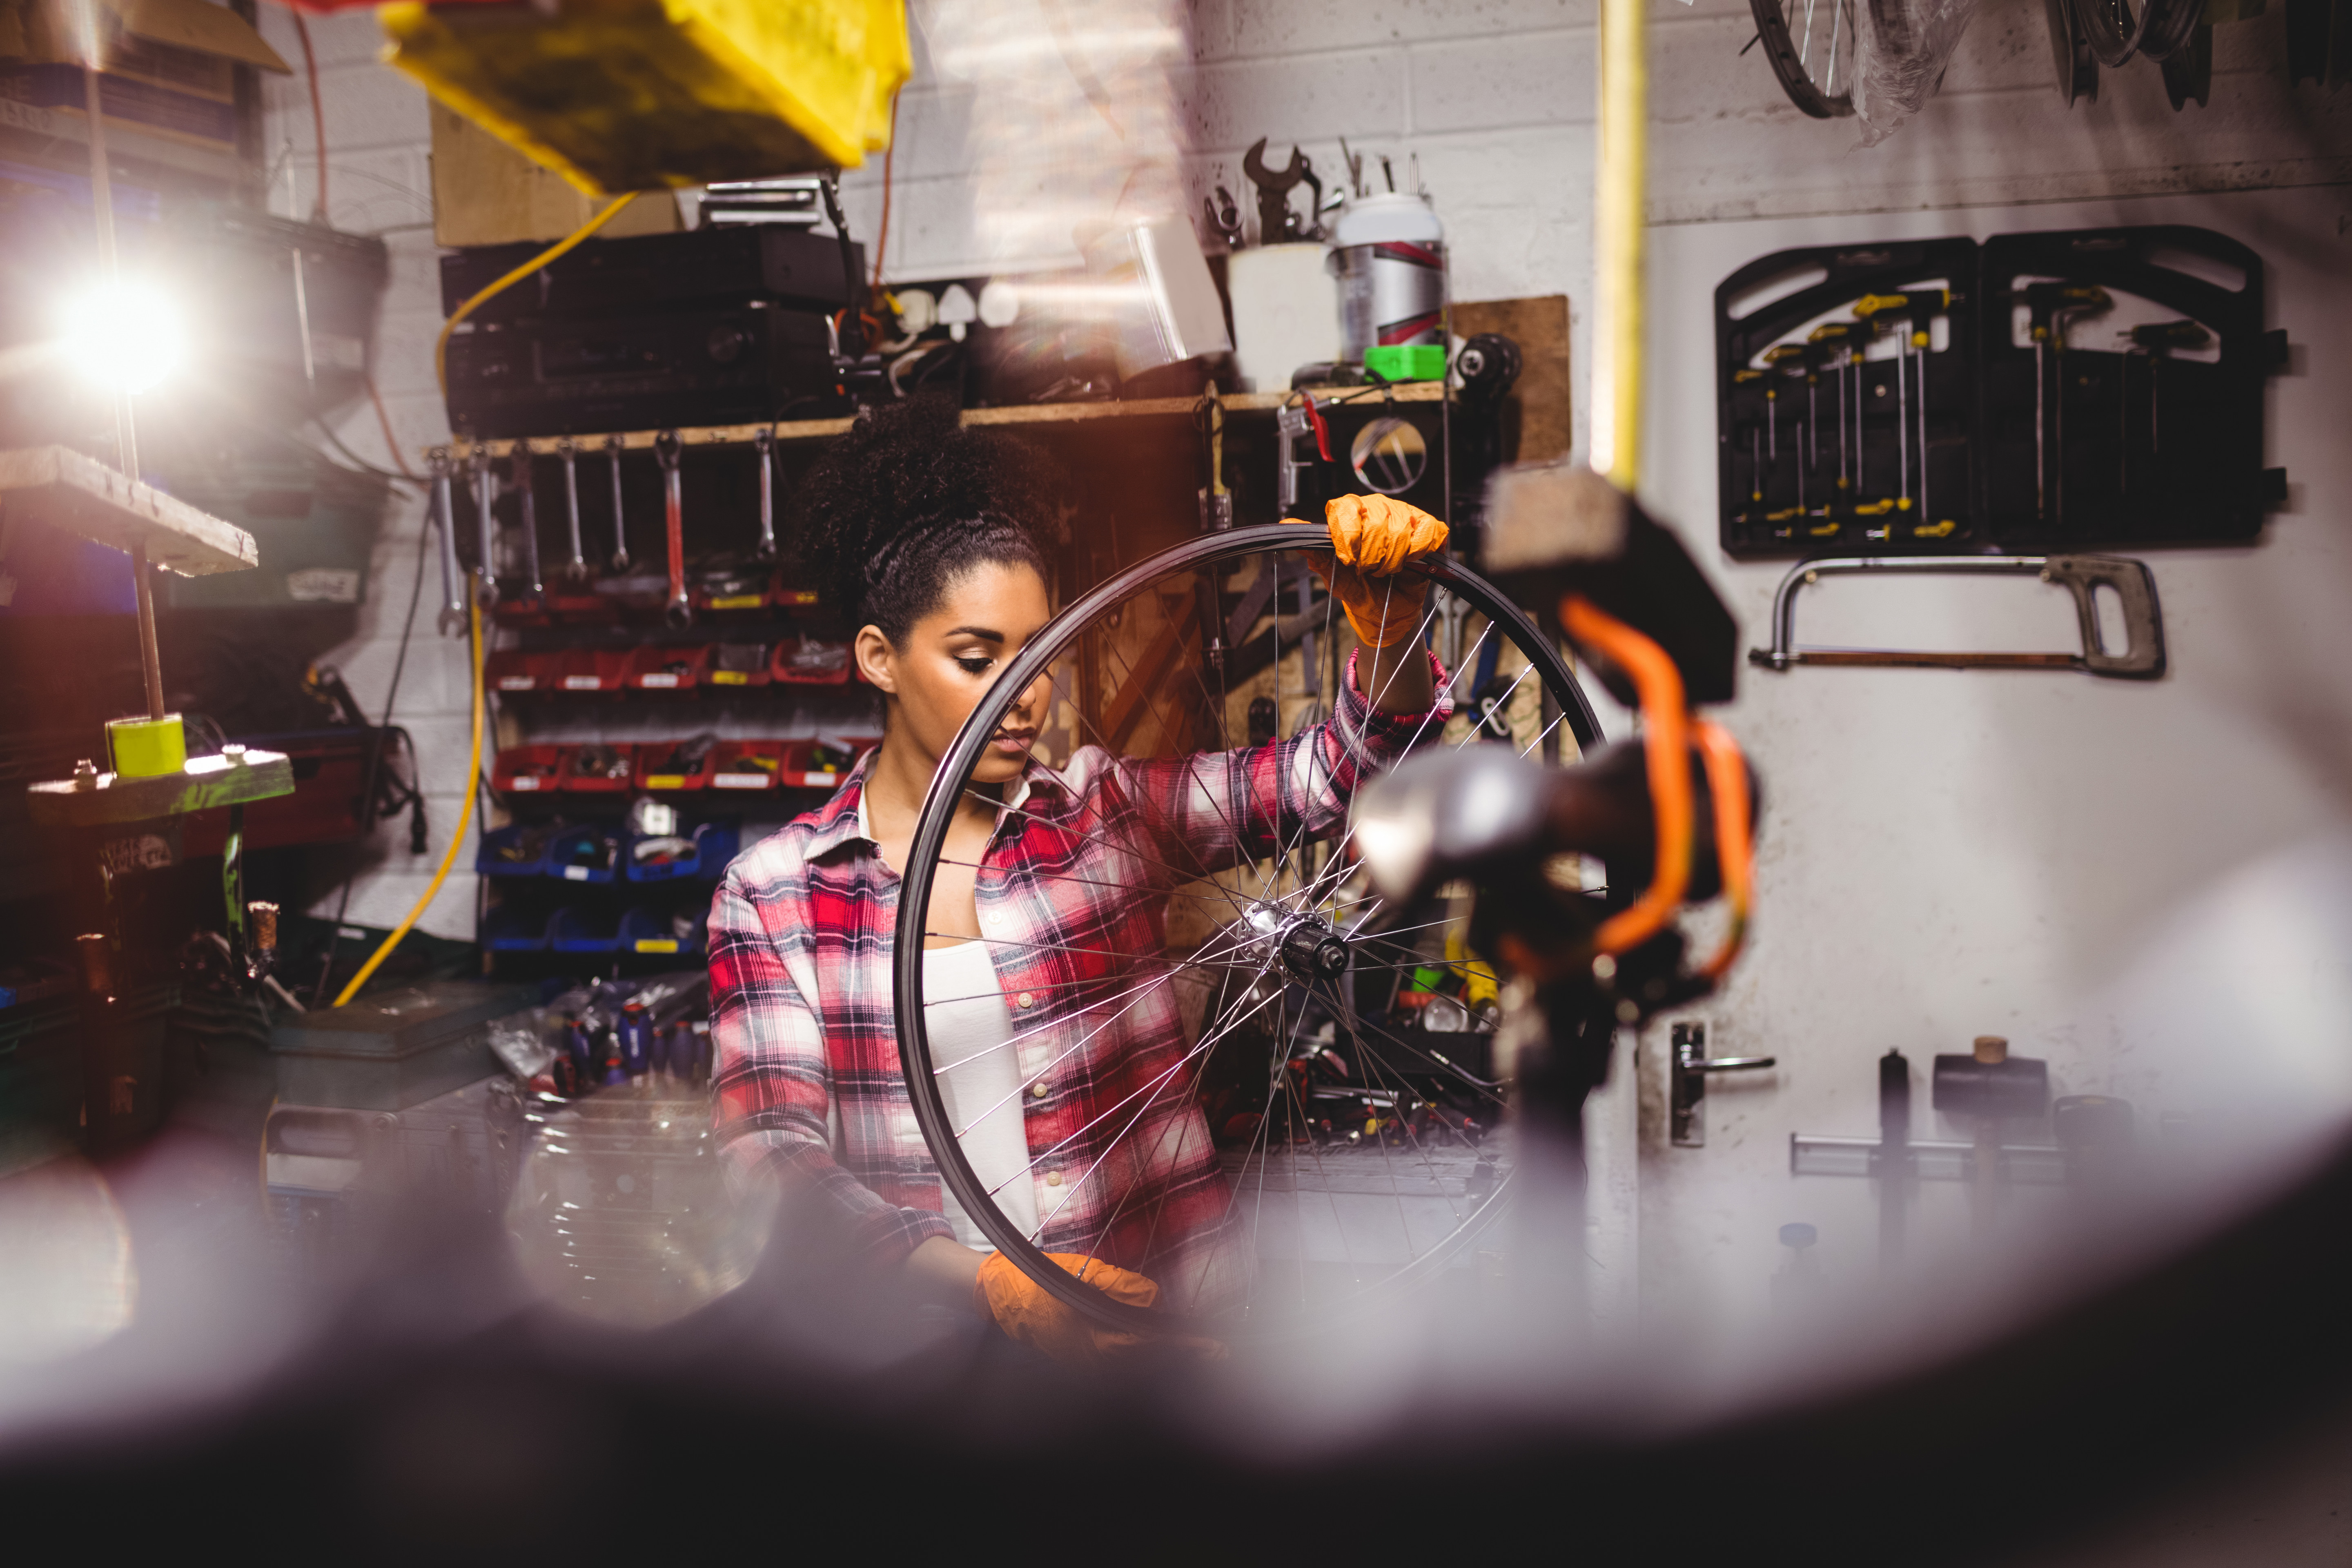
[856,559,1055,785]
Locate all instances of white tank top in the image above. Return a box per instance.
[920,940,1041,1250]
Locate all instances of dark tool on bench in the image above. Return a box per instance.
[2022,283,2113,525]
[1243,138,1322,245]
[2120,318,2209,484]
[604,432,631,572]
[557,438,587,579]
[429,448,466,635]
[510,445,543,603]
[469,447,498,605]
[1750,553,2165,679]
[1202,183,1243,249]
[753,426,777,561]
[655,430,691,628]
[1936,1035,2050,1234]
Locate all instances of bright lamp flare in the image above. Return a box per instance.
[61,281,184,395]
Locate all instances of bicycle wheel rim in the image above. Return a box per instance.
[1750,0,1856,118]
[893,523,1603,1339]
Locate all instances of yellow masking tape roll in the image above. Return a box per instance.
[107,715,187,779]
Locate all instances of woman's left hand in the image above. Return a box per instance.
[1298,495,1450,652]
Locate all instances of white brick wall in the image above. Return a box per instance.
[255,5,473,942]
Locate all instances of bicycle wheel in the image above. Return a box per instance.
[893,523,1604,1339]
[1751,0,1856,118]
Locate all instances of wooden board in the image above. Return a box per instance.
[1453,295,1572,463]
[0,444,257,575]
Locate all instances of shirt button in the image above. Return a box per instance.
[982,910,1006,929]
[1045,1171,1062,1187]
[1016,991,1034,1009]
[1031,1082,1049,1100]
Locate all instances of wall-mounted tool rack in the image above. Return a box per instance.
[1715,225,2286,560]
[438,381,1454,981]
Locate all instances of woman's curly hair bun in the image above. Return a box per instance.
[797,395,1058,645]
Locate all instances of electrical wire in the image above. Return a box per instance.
[292,13,327,223]
[312,513,432,1005]
[310,414,421,488]
[332,582,484,1008]
[435,193,641,396]
[365,372,420,480]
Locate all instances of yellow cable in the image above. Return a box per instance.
[332,585,484,1008]
[343,192,635,1007]
[434,192,640,396]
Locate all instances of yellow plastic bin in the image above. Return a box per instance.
[380,0,911,194]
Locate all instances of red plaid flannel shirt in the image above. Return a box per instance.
[709,650,1450,1307]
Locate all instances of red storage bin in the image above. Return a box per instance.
[634,735,719,792]
[705,642,773,688]
[545,646,632,693]
[771,570,822,610]
[485,649,547,693]
[492,744,569,796]
[708,739,791,791]
[565,742,637,792]
[695,559,773,614]
[781,735,876,790]
[626,643,714,691]
[769,635,853,685]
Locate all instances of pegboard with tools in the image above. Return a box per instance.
[1715,225,2288,560]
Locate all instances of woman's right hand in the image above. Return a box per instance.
[973,1251,1223,1365]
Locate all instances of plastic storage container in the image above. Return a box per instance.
[1330,193,1447,382]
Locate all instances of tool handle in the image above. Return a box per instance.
[605,435,631,572]
[430,451,466,637]
[2044,554,2166,679]
[753,428,777,560]
[471,452,499,605]
[656,431,691,629]
[513,452,543,600]
[559,441,586,577]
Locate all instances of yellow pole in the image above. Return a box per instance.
[1589,0,1648,494]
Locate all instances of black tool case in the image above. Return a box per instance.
[1714,225,2286,560]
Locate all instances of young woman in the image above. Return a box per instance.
[708,397,1451,1361]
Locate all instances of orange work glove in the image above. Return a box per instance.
[1295,494,1450,649]
[973,1251,1169,1365]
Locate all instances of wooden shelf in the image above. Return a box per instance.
[0,444,258,576]
[435,380,1446,462]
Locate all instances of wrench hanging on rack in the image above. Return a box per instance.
[510,446,544,602]
[557,438,588,579]
[753,426,778,560]
[469,447,499,605]
[604,433,631,573]
[655,430,691,628]
[429,448,466,636]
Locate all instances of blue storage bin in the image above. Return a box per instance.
[618,905,704,956]
[549,906,622,953]
[626,818,741,883]
[481,904,555,951]
[547,825,622,884]
[476,824,552,878]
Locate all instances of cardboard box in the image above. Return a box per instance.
[430,98,681,249]
[0,0,287,152]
